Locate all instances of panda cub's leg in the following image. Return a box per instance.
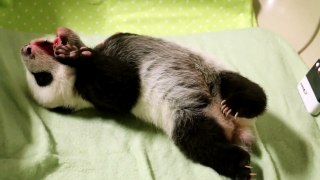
[172,109,252,180]
[219,71,267,118]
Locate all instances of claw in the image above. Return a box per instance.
[223,107,229,115]
[226,109,232,117]
[249,173,257,180]
[245,165,253,169]
[221,104,226,111]
[220,100,236,118]
[234,112,238,119]
[250,173,257,176]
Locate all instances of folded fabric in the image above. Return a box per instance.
[1,28,320,180]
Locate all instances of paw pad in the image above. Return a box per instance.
[54,44,78,59]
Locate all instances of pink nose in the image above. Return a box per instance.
[21,44,32,56]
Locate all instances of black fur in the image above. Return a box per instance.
[219,71,267,118]
[32,71,53,87]
[50,106,74,114]
[172,70,267,180]
[55,33,141,113]
[172,109,251,180]
[75,54,140,112]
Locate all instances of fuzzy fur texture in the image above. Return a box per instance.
[20,27,267,180]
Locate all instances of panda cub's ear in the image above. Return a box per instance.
[32,72,53,87]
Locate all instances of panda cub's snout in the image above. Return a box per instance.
[21,44,33,58]
[21,40,56,60]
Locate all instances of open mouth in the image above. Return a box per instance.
[21,26,69,60]
[21,36,62,58]
[34,40,55,57]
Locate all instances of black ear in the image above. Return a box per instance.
[32,72,53,87]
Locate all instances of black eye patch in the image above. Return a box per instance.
[32,71,53,87]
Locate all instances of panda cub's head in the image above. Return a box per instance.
[20,38,92,111]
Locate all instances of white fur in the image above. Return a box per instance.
[25,64,92,110]
[131,96,175,136]
[131,46,224,137]
[131,48,209,137]
[21,39,92,110]
[131,60,176,136]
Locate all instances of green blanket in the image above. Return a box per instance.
[1,28,320,180]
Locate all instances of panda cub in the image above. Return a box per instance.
[20,27,266,180]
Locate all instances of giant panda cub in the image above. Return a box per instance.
[20,27,266,180]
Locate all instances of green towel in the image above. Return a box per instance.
[0,0,256,35]
[0,30,58,180]
[1,28,320,180]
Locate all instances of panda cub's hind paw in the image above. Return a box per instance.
[54,44,77,59]
[221,100,238,119]
[79,47,92,57]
